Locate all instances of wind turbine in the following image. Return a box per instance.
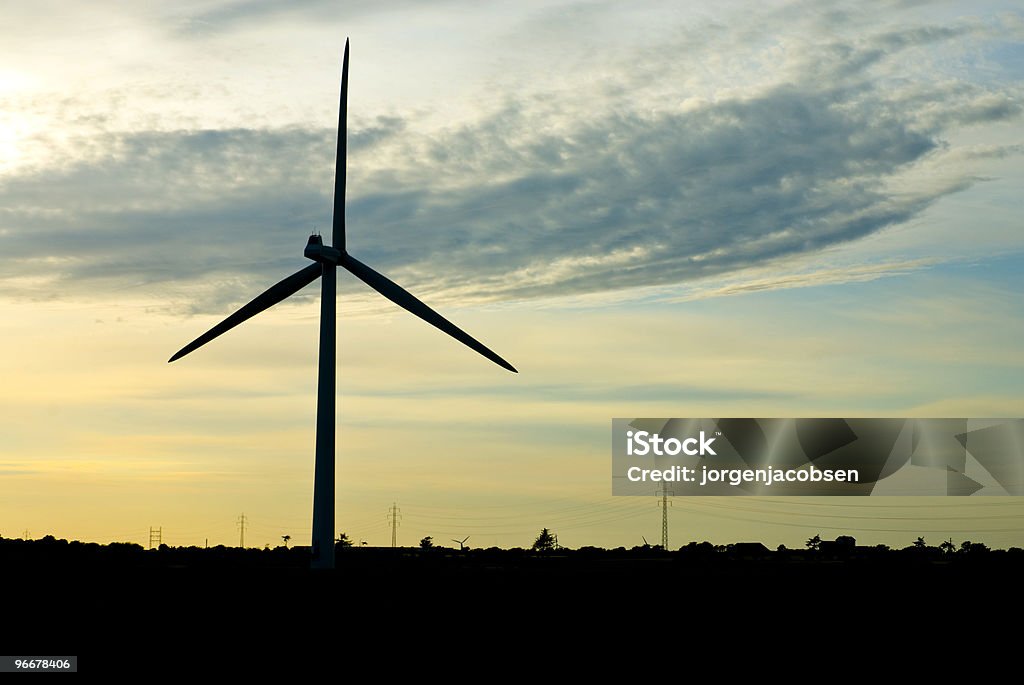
[452,536,471,551]
[169,39,517,570]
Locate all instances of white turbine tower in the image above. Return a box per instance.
[169,40,516,570]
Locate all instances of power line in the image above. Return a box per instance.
[660,483,673,549]
[237,513,248,549]
[387,503,402,548]
[674,498,1024,522]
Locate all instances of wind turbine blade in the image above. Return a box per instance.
[333,38,349,251]
[169,263,323,362]
[341,254,517,373]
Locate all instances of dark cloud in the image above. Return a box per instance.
[349,116,405,152]
[0,13,1020,313]
[0,127,337,310]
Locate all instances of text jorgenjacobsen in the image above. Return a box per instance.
[626,465,860,486]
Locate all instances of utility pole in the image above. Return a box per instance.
[387,503,402,548]
[660,483,672,550]
[149,526,162,549]
[237,513,248,548]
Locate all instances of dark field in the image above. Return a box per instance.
[7,537,1021,665]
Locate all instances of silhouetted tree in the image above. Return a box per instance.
[681,541,715,556]
[336,532,353,548]
[959,540,988,554]
[940,538,956,554]
[835,535,856,548]
[420,536,434,549]
[914,536,926,548]
[806,534,822,551]
[282,535,291,548]
[533,528,556,552]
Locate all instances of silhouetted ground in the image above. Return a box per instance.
[6,536,1022,665]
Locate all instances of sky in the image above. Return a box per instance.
[1,0,1023,551]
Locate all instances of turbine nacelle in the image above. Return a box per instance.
[304,234,343,264]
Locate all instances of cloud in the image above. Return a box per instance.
[665,259,941,301]
[348,381,797,403]
[0,3,1020,314]
[177,0,444,36]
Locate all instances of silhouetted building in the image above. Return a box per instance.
[729,542,771,559]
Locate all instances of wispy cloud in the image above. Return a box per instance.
[0,1,1020,315]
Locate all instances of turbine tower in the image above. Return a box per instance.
[169,40,516,570]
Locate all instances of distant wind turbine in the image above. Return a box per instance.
[452,536,471,551]
[169,39,517,570]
